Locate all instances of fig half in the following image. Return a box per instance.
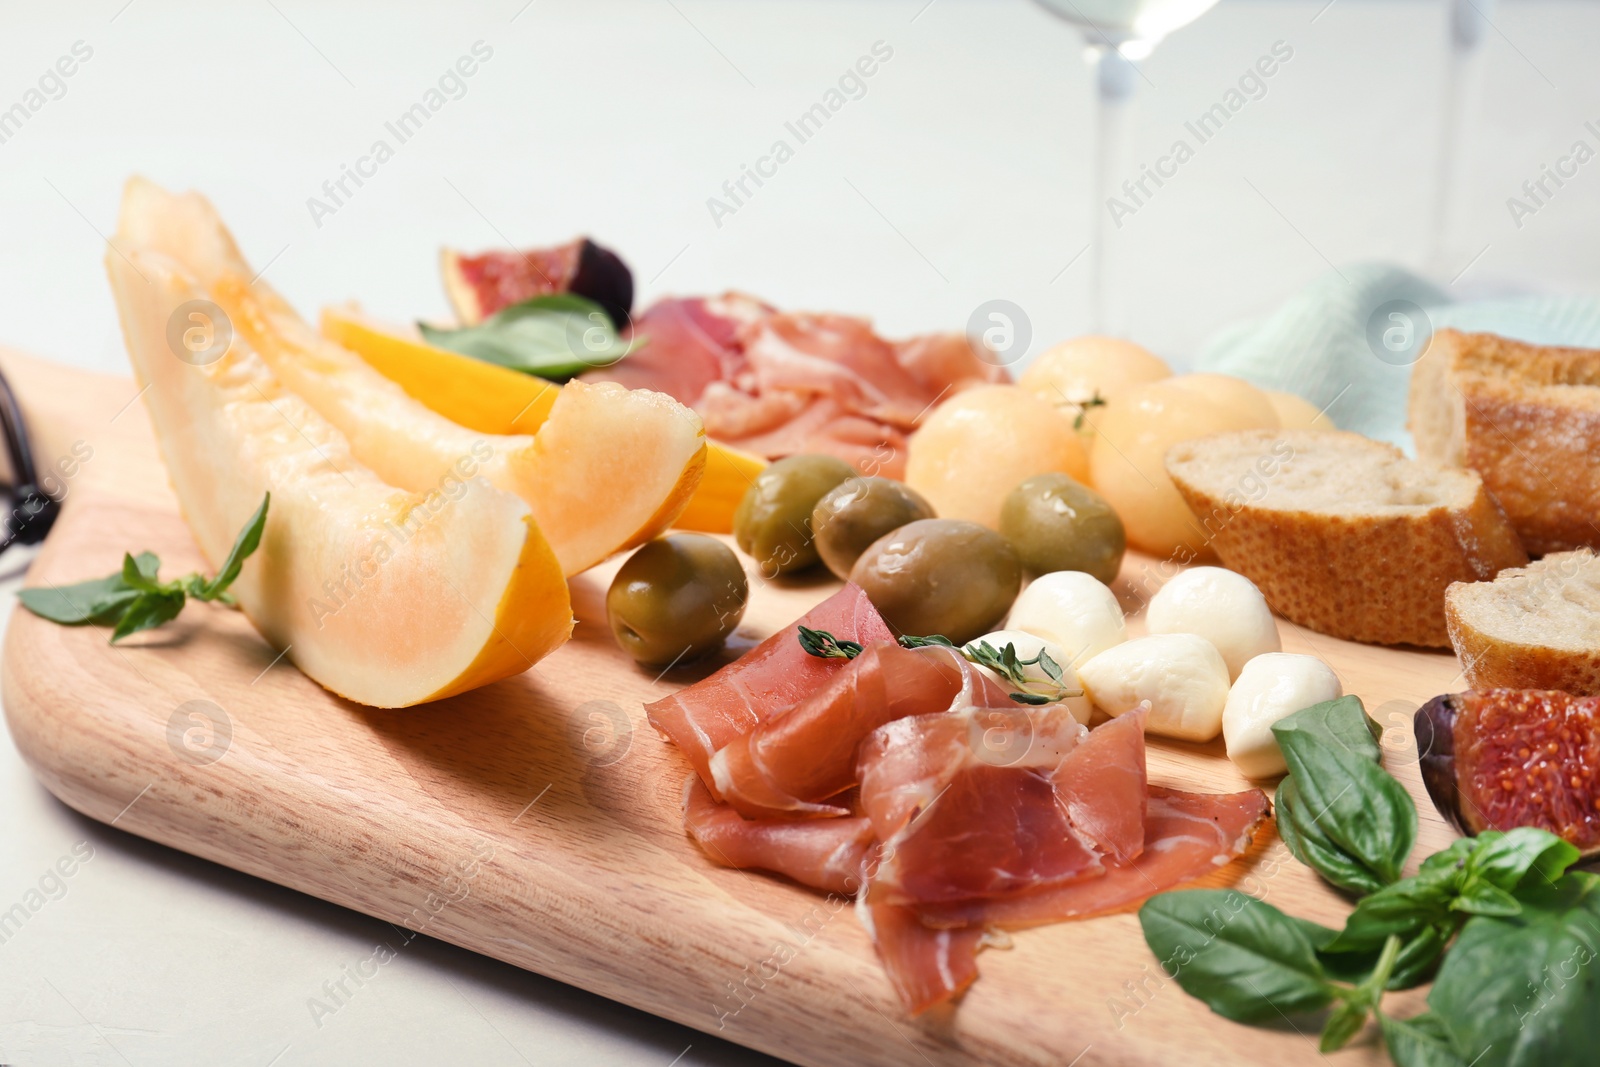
[1415,689,1600,856]
[442,238,634,329]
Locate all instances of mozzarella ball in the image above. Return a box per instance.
[1145,566,1281,680]
[1263,389,1326,430]
[906,385,1089,529]
[1089,378,1276,557]
[968,629,1093,725]
[1222,653,1344,778]
[1076,633,1231,741]
[1005,570,1127,667]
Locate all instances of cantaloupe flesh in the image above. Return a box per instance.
[115,179,706,577]
[106,246,572,708]
[318,304,769,535]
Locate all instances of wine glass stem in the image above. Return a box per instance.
[1087,44,1138,335]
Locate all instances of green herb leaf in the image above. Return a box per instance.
[18,496,268,642]
[196,492,269,600]
[797,626,863,660]
[1273,696,1417,888]
[1380,1011,1468,1067]
[896,634,954,649]
[110,589,185,642]
[1461,827,1580,897]
[1428,871,1600,1067]
[1139,890,1337,1023]
[18,572,142,624]
[1275,773,1390,896]
[419,294,633,382]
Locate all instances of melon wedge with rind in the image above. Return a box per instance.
[319,305,768,536]
[106,217,572,708]
[117,179,707,577]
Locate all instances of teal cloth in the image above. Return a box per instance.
[1194,263,1600,452]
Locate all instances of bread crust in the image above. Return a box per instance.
[1409,329,1600,554]
[1445,552,1600,695]
[1168,432,1527,648]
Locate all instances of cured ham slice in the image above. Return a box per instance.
[859,705,1097,905]
[682,778,875,895]
[645,583,894,795]
[584,295,767,406]
[708,643,1014,820]
[859,898,990,1016]
[583,292,1007,477]
[915,786,1270,930]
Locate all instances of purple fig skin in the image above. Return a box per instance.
[1414,694,1476,837]
[570,239,634,331]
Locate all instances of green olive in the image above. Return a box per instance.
[848,518,1021,644]
[998,473,1126,584]
[811,477,936,580]
[733,454,856,576]
[607,534,749,666]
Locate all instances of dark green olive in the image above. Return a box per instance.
[607,535,749,666]
[811,477,936,580]
[733,454,856,576]
[848,518,1021,644]
[999,473,1126,584]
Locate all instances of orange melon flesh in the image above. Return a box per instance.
[116,179,706,576]
[319,304,769,535]
[106,217,573,708]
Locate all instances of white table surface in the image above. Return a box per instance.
[1,1,1596,1064]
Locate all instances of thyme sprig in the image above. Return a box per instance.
[1072,391,1107,430]
[798,628,1084,706]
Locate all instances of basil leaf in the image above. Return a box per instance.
[1273,697,1417,886]
[110,590,186,642]
[19,574,140,624]
[1276,773,1389,895]
[197,493,269,600]
[420,294,632,382]
[1381,1011,1468,1067]
[120,550,163,593]
[1463,827,1580,896]
[1428,871,1600,1067]
[1326,867,1462,952]
[1139,890,1336,1023]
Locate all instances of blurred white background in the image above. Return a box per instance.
[0,2,1596,1064]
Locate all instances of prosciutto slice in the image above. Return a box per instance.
[859,706,1102,906]
[858,898,989,1016]
[682,778,875,895]
[915,786,1270,930]
[644,583,894,796]
[587,292,1007,477]
[708,644,1013,820]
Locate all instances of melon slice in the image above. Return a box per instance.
[106,206,573,708]
[318,304,769,534]
[116,179,706,577]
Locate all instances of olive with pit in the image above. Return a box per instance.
[999,473,1126,584]
[733,454,856,576]
[848,518,1021,644]
[811,477,936,580]
[607,534,749,666]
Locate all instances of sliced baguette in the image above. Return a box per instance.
[1445,549,1600,695]
[1165,429,1527,647]
[1409,328,1600,554]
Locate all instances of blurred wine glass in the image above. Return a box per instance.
[1031,0,1222,333]
[1427,0,1496,274]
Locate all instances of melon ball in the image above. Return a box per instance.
[1164,374,1280,429]
[1019,336,1172,411]
[1089,378,1276,558]
[906,384,1089,530]
[1263,389,1325,430]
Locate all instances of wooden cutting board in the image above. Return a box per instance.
[1,349,1466,1067]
